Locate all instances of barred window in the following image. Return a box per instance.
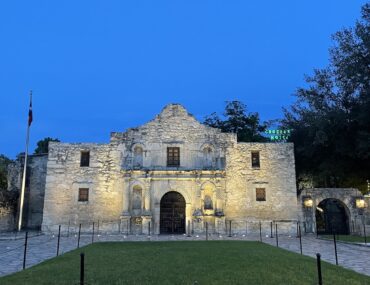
[78,188,89,202]
[167,147,180,167]
[256,188,266,202]
[251,151,260,168]
[80,151,90,167]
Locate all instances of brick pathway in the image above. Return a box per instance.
[0,232,369,277]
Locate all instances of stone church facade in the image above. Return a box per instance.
[40,104,298,235]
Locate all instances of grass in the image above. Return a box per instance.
[1,241,369,285]
[320,234,367,243]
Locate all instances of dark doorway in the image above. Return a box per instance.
[160,191,186,234]
[316,198,350,235]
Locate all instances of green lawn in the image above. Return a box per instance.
[320,234,367,243]
[1,241,369,285]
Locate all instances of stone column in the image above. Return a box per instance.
[122,179,130,215]
[154,204,160,234]
[144,185,151,213]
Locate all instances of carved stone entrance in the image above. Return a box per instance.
[160,191,186,234]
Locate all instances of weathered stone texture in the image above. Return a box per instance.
[0,207,15,231]
[42,143,123,232]
[225,143,298,231]
[41,104,299,234]
[5,154,47,230]
[299,188,364,234]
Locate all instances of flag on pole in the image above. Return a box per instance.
[28,91,33,126]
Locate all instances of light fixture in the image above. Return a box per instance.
[303,196,313,207]
[356,198,365,208]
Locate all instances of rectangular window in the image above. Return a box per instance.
[251,151,260,168]
[167,147,180,167]
[80,151,90,167]
[78,188,89,202]
[256,188,266,201]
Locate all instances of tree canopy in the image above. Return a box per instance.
[282,4,370,192]
[204,101,268,142]
[34,137,60,154]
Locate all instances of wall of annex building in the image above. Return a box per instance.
[42,142,124,232]
[6,154,47,230]
[224,143,298,227]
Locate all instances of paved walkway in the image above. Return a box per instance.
[261,234,370,276]
[0,232,369,277]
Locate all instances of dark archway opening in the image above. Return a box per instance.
[160,191,186,234]
[316,198,350,235]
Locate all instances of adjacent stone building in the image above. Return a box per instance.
[39,104,298,235]
[5,154,47,230]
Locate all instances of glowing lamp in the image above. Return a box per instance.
[356,198,365,208]
[303,197,313,207]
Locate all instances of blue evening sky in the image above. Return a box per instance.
[0,1,367,158]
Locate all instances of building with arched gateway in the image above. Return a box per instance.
[4,104,368,235]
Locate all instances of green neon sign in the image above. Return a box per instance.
[265,129,292,141]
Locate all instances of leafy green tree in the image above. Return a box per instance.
[204,101,268,142]
[34,137,60,154]
[282,4,370,192]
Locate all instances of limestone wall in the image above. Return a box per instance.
[5,154,47,230]
[112,104,236,170]
[225,142,298,234]
[41,104,299,235]
[25,155,48,229]
[42,142,124,232]
[299,188,364,234]
[0,207,16,232]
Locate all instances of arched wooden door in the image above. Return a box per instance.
[160,191,186,234]
[316,198,350,234]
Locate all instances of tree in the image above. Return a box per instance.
[282,4,370,192]
[34,137,60,154]
[204,101,268,142]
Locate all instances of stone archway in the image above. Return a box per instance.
[316,198,350,234]
[160,191,186,234]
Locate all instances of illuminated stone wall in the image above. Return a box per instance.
[42,143,123,233]
[225,143,298,234]
[41,104,299,235]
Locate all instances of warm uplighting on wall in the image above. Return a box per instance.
[356,198,365,208]
[303,197,313,207]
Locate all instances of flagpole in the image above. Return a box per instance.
[18,91,32,231]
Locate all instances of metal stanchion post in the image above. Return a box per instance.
[363,221,367,244]
[206,222,208,241]
[259,222,262,242]
[23,231,28,270]
[275,223,278,247]
[80,253,85,285]
[77,224,81,249]
[57,225,61,256]
[333,232,338,265]
[316,253,322,285]
[92,222,95,243]
[270,221,273,238]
